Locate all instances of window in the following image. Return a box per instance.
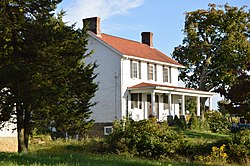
[131,93,142,109]
[148,64,155,80]
[130,61,141,79]
[163,67,169,83]
[163,94,169,110]
[104,126,113,135]
[132,62,138,78]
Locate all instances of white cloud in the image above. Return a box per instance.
[60,0,145,28]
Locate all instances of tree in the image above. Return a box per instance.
[0,0,98,152]
[172,4,250,118]
[222,74,250,122]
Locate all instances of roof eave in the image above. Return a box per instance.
[87,31,123,57]
[128,86,216,96]
[123,55,185,68]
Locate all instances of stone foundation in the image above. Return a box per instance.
[87,122,113,137]
[0,137,18,152]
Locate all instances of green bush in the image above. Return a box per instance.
[226,130,250,164]
[228,143,249,164]
[105,118,185,159]
[205,111,231,134]
[173,115,187,130]
[187,112,200,130]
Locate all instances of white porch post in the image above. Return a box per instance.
[128,93,131,118]
[168,93,172,115]
[181,95,185,115]
[209,97,213,111]
[197,96,200,116]
[151,91,155,116]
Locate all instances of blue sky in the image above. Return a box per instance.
[57,0,250,109]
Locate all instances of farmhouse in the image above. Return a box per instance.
[84,17,216,136]
[0,119,17,152]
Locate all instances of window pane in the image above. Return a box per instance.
[131,93,138,109]
[132,62,138,78]
[163,67,169,82]
[148,65,154,80]
[163,94,169,110]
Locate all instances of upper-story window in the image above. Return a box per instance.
[163,67,169,83]
[130,60,141,79]
[148,64,157,81]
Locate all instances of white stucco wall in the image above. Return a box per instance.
[86,35,122,123]
[170,67,179,86]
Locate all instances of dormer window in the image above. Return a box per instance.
[163,67,169,83]
[130,60,141,79]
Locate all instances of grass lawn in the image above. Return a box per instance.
[184,130,230,142]
[0,131,231,166]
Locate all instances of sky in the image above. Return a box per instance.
[57,0,250,109]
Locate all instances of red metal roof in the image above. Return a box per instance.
[94,33,182,66]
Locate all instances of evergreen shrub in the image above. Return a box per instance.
[205,111,231,134]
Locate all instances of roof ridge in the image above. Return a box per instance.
[91,32,183,66]
[101,33,149,46]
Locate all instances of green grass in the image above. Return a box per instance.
[0,140,205,166]
[0,131,232,166]
[184,130,230,141]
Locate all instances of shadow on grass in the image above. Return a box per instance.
[0,146,206,166]
[1,132,223,166]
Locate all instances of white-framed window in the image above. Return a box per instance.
[148,64,155,80]
[163,67,169,83]
[163,94,169,110]
[131,93,142,109]
[104,126,113,135]
[130,61,141,79]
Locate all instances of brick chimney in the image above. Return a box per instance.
[83,17,101,36]
[141,32,153,47]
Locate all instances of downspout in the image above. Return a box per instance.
[120,58,124,119]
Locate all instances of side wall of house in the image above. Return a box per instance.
[86,36,121,123]
[0,120,17,152]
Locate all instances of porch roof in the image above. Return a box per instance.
[128,82,216,97]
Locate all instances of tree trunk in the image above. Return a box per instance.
[24,104,31,150]
[17,102,28,153]
[198,55,212,120]
[199,79,207,121]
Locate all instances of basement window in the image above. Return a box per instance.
[104,126,113,135]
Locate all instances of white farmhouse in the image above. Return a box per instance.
[84,17,216,136]
[0,119,17,152]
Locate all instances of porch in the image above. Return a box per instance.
[127,83,216,121]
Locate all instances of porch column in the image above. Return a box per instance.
[197,96,200,117]
[181,95,185,115]
[168,93,172,115]
[209,97,213,111]
[151,91,155,116]
[128,93,131,118]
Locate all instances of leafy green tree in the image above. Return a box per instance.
[172,4,250,118]
[0,0,98,152]
[222,74,250,122]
